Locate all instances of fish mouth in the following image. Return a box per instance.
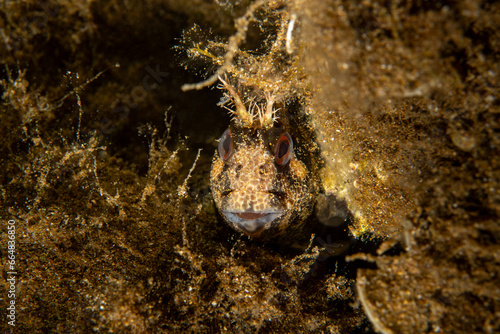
[222,210,283,234]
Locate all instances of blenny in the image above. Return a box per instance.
[210,77,320,241]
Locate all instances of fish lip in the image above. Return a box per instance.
[222,210,284,234]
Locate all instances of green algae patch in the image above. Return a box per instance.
[1,0,499,333]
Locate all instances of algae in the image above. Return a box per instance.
[0,0,499,333]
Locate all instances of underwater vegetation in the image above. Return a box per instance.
[0,0,499,333]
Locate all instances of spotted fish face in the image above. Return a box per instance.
[210,125,317,240]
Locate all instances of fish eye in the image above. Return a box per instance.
[218,128,234,161]
[274,132,293,166]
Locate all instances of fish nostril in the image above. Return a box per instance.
[259,164,266,175]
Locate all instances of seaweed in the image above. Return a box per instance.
[1,0,499,333]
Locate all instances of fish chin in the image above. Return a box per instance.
[223,211,283,234]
